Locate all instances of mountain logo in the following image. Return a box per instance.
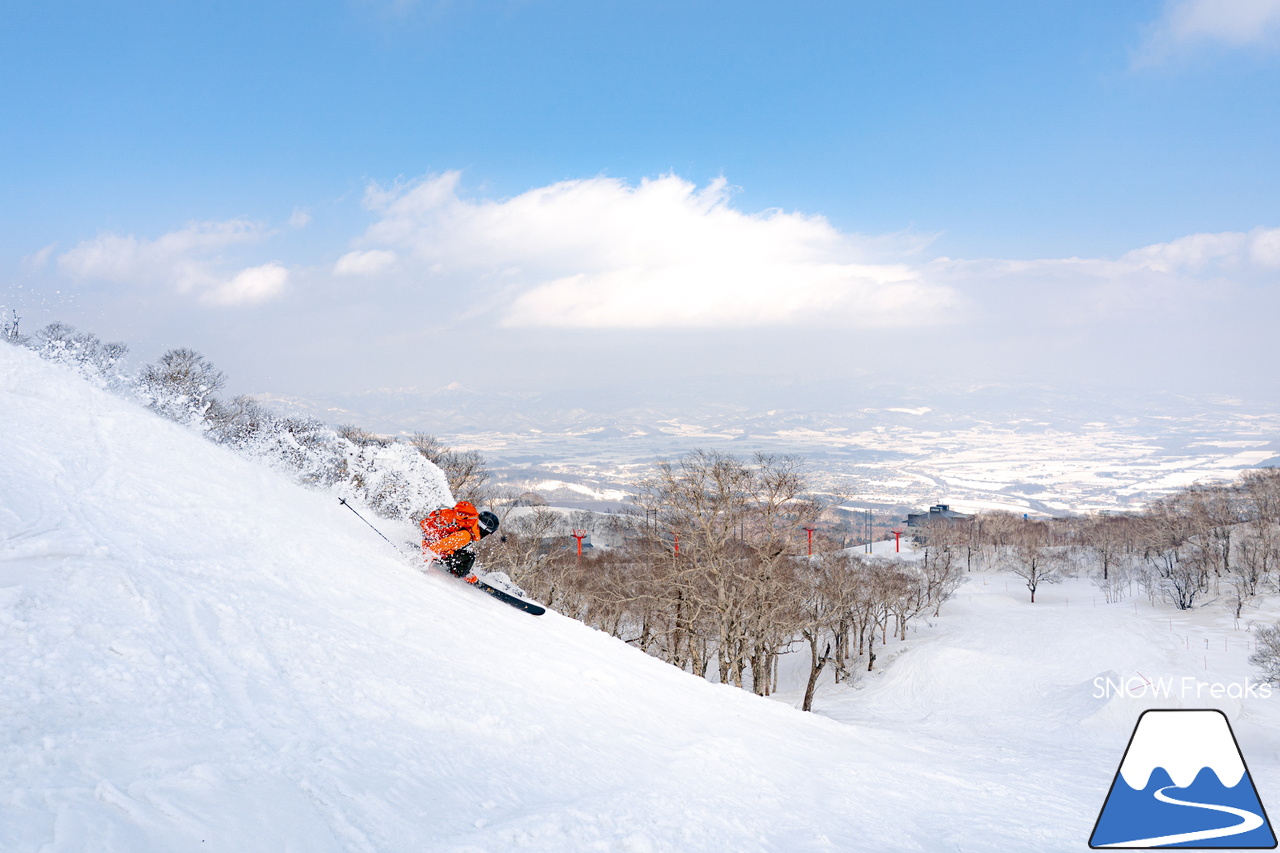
[1090,709,1277,849]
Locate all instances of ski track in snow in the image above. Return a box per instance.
[3,342,1280,852]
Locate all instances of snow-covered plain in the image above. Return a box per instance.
[262,385,1280,516]
[4,342,1280,852]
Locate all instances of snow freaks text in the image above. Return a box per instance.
[1093,676,1274,701]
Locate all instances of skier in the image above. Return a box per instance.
[420,500,500,579]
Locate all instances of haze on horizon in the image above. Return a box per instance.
[3,1,1279,417]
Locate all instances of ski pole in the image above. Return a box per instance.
[339,497,414,558]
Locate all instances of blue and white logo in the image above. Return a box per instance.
[1091,709,1276,848]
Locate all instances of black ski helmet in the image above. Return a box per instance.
[478,511,500,538]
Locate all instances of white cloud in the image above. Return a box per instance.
[505,263,950,328]
[343,172,1280,330]
[56,219,289,307]
[1119,227,1280,272]
[930,226,1280,325]
[1248,228,1280,266]
[200,263,289,307]
[47,173,1279,339]
[352,172,961,328]
[1137,0,1280,63]
[23,243,57,271]
[58,219,262,288]
[334,249,397,276]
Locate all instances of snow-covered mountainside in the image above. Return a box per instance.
[4,341,1280,852]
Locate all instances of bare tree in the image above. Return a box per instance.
[1133,497,1208,610]
[1081,515,1134,582]
[1226,522,1280,617]
[479,508,568,594]
[1178,485,1245,587]
[918,521,967,616]
[1249,622,1280,686]
[630,450,819,692]
[1077,515,1138,602]
[410,432,493,504]
[792,555,854,711]
[1003,520,1066,603]
[1241,468,1280,527]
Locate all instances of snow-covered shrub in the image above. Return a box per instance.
[31,322,130,390]
[9,317,452,525]
[207,395,277,447]
[339,424,390,447]
[210,397,450,521]
[213,400,346,483]
[137,348,227,428]
[275,417,351,488]
[339,439,451,521]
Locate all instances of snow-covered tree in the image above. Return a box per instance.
[137,348,227,427]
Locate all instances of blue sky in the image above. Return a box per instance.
[3,0,1280,410]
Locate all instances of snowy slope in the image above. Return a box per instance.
[797,571,1280,851]
[5,341,1280,852]
[0,343,943,851]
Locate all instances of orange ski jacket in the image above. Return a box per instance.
[421,500,482,560]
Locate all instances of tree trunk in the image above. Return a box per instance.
[802,639,828,712]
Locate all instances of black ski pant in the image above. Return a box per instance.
[440,549,475,578]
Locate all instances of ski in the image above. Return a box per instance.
[463,574,547,616]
